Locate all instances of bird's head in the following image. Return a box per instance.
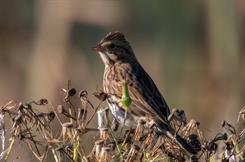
[93,31,136,66]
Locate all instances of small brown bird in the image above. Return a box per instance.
[93,31,196,154]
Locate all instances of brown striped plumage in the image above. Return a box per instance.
[94,31,170,127]
[93,31,197,154]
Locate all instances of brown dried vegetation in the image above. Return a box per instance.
[0,81,244,162]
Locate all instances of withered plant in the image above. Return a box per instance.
[0,81,244,162]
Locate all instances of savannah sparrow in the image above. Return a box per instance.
[93,31,196,154]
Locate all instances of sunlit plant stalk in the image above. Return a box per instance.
[73,142,79,162]
[51,148,60,162]
[3,137,16,162]
[67,81,79,162]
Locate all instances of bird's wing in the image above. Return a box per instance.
[109,63,170,122]
[126,64,171,122]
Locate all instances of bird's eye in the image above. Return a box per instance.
[108,43,115,49]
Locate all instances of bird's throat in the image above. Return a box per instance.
[99,52,110,67]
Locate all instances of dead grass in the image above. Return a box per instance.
[0,81,244,162]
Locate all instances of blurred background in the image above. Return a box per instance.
[0,0,244,161]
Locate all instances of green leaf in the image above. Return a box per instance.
[120,80,132,111]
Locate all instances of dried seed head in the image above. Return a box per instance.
[225,140,234,151]
[93,90,108,101]
[213,133,228,142]
[181,119,202,139]
[168,108,187,125]
[99,146,112,162]
[23,104,32,109]
[38,99,48,105]
[222,121,236,135]
[95,140,105,160]
[207,142,218,153]
[188,134,202,152]
[99,128,109,140]
[47,111,55,121]
[79,90,88,98]
[68,88,76,97]
[178,110,187,121]
[63,88,77,101]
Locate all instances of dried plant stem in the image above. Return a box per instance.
[3,137,16,162]
[66,84,79,162]
[51,104,63,126]
[68,108,79,162]
[235,144,244,160]
[0,84,244,161]
[84,101,103,128]
[73,142,79,162]
[79,143,89,162]
[51,148,60,162]
[109,128,123,160]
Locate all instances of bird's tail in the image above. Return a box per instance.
[155,120,197,154]
[165,131,197,154]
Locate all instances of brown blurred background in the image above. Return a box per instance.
[0,0,245,161]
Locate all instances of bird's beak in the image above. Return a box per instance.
[92,44,103,52]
